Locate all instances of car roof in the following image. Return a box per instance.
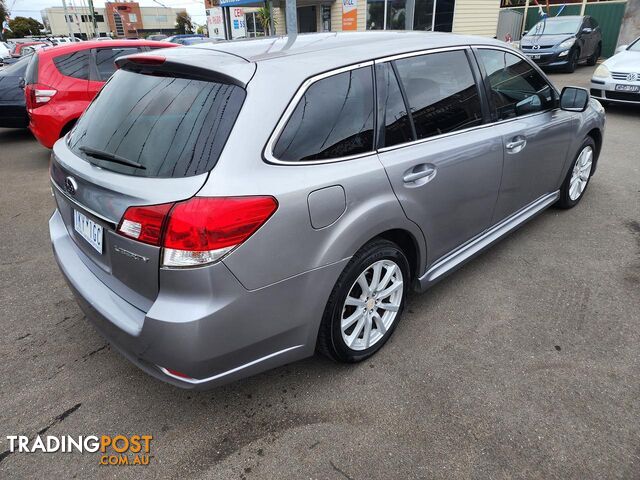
[188,31,505,65]
[37,39,178,58]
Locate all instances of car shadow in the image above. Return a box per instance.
[0,127,35,144]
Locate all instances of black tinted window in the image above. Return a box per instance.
[273,67,375,162]
[95,47,143,81]
[53,50,90,80]
[68,70,245,178]
[375,62,414,148]
[394,50,483,141]
[478,49,555,121]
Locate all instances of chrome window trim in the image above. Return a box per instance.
[263,60,377,166]
[263,44,565,166]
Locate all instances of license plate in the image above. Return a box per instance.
[531,55,541,60]
[74,210,103,254]
[615,84,640,93]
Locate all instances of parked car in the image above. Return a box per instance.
[590,36,640,105]
[165,34,206,44]
[0,54,31,128]
[147,34,167,41]
[49,32,605,389]
[25,39,178,148]
[0,42,12,63]
[11,41,48,58]
[519,15,602,72]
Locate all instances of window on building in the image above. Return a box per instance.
[477,49,555,120]
[245,12,266,37]
[273,67,375,162]
[375,62,415,147]
[394,50,483,140]
[367,0,454,31]
[53,50,90,80]
[129,13,137,23]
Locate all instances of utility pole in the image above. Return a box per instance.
[284,0,297,44]
[61,0,75,39]
[87,0,98,38]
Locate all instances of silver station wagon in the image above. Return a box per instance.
[49,32,605,389]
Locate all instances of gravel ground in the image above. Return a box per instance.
[0,65,639,479]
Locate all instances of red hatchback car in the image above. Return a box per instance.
[25,40,177,148]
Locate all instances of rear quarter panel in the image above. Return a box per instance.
[198,61,426,291]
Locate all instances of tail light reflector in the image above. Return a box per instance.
[25,83,57,109]
[117,196,278,267]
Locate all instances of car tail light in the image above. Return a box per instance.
[117,196,278,267]
[25,83,57,109]
[117,203,174,245]
[125,55,166,65]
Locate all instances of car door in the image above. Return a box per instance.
[474,48,576,223]
[87,46,146,97]
[375,48,503,264]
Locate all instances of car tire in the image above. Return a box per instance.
[556,136,596,209]
[563,48,579,73]
[316,239,410,363]
[587,44,601,66]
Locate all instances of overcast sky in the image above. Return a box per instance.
[7,0,208,25]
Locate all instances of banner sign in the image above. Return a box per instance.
[230,7,246,39]
[342,0,358,31]
[207,7,225,39]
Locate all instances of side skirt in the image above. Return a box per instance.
[417,191,560,291]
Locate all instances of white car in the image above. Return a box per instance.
[590,37,640,105]
[0,42,12,59]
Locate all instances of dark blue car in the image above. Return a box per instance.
[0,54,31,128]
[519,15,602,73]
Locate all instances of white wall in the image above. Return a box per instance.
[452,0,501,37]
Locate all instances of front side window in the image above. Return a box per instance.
[272,67,375,162]
[95,47,144,81]
[53,50,90,80]
[394,50,483,141]
[478,49,555,121]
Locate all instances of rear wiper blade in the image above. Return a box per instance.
[79,146,146,170]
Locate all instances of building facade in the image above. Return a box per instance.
[41,2,187,39]
[209,0,501,39]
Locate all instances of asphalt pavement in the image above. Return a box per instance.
[0,65,639,479]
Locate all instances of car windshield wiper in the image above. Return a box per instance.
[79,146,146,170]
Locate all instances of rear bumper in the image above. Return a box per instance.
[50,209,347,390]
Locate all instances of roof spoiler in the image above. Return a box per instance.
[114,54,246,88]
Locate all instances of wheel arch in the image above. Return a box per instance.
[586,127,603,174]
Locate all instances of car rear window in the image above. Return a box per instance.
[67,69,246,178]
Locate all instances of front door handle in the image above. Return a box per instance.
[506,136,527,153]
[403,164,436,184]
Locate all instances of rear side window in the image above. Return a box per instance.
[95,47,144,81]
[375,62,414,148]
[53,50,90,80]
[272,66,375,162]
[394,50,483,141]
[68,70,246,178]
[24,54,39,84]
[477,49,555,121]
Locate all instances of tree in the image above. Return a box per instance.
[5,16,44,38]
[256,5,276,36]
[175,12,193,34]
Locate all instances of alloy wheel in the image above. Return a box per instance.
[569,145,593,201]
[340,259,403,351]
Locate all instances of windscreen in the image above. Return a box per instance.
[526,18,581,36]
[68,69,245,178]
[629,38,640,52]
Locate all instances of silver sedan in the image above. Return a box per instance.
[590,37,640,105]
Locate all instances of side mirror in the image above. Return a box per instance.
[615,44,628,54]
[560,86,589,112]
[515,94,542,115]
[582,27,593,34]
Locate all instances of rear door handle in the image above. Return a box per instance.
[403,164,436,184]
